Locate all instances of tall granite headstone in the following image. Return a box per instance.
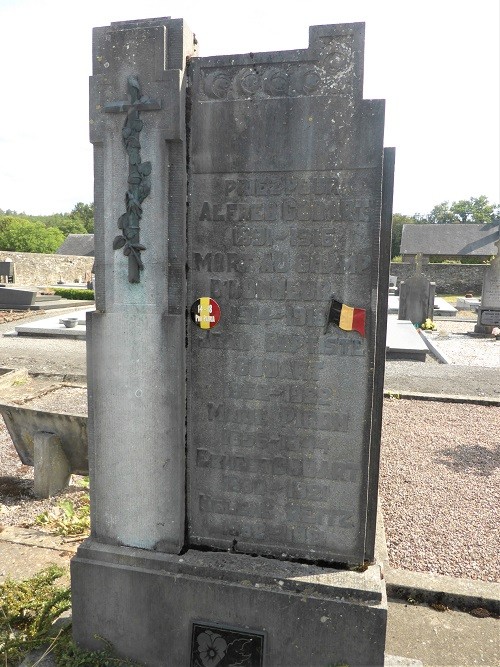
[72,18,394,666]
[187,25,388,564]
[475,237,500,333]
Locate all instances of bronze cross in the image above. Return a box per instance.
[105,76,161,283]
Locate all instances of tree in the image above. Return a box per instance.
[450,196,497,224]
[427,196,498,224]
[0,217,64,253]
[54,218,88,235]
[70,202,94,233]
[427,202,456,224]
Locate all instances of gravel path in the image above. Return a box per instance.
[385,316,500,400]
[380,398,499,583]
[423,318,500,367]
[1,386,499,582]
[0,307,87,375]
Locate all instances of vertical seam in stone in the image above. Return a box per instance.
[183,56,193,551]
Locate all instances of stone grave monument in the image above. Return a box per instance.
[475,237,500,334]
[71,17,395,666]
[398,254,435,326]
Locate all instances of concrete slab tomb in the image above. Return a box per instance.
[0,287,37,309]
[0,403,88,497]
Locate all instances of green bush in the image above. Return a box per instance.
[0,566,71,666]
[53,288,94,301]
[0,566,141,665]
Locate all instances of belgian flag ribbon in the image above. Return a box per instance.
[327,298,366,337]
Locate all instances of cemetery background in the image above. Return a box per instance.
[0,9,496,664]
[0,248,489,297]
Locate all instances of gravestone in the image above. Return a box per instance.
[72,17,394,666]
[398,255,435,326]
[0,287,36,309]
[475,238,500,333]
[0,259,15,283]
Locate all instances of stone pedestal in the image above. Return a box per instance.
[72,541,387,667]
[33,432,71,498]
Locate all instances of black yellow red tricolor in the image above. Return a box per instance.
[190,297,221,329]
[327,298,366,337]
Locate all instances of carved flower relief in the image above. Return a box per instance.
[322,46,351,72]
[263,69,289,96]
[202,65,323,99]
[203,71,232,99]
[317,35,353,74]
[237,70,261,95]
[301,69,321,94]
[197,630,228,667]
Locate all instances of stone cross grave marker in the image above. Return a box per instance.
[398,253,435,326]
[72,17,395,667]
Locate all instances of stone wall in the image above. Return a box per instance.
[0,251,487,295]
[0,252,94,286]
[390,262,486,295]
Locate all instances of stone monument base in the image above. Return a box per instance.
[475,307,500,334]
[71,540,387,666]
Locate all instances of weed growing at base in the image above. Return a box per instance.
[0,567,142,666]
[35,492,90,537]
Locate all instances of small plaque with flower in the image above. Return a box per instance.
[190,621,265,667]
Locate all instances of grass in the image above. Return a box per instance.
[437,294,458,305]
[0,566,71,666]
[0,567,142,666]
[0,479,140,664]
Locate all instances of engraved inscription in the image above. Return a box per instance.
[481,309,500,325]
[206,402,349,431]
[192,429,353,453]
[198,497,356,534]
[196,449,360,483]
[189,165,378,558]
[186,20,389,564]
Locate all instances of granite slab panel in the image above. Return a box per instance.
[186,23,389,564]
